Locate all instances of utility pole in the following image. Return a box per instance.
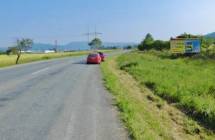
[83,26,103,50]
[54,40,58,52]
[94,26,102,38]
[83,26,91,43]
[83,28,102,42]
[84,32,91,43]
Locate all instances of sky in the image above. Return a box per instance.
[0,0,215,47]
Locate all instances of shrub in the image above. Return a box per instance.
[138,33,170,51]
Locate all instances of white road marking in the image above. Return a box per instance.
[31,67,49,75]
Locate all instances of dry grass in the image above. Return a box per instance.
[0,50,113,68]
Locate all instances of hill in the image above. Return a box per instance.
[0,41,136,52]
[205,32,215,38]
[0,48,6,52]
[31,41,135,52]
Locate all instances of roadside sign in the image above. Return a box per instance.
[170,40,185,54]
[170,39,201,54]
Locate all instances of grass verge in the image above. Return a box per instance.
[101,55,215,140]
[117,51,215,130]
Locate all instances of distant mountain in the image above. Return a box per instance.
[31,41,135,52]
[0,41,136,52]
[0,48,6,52]
[31,43,56,51]
[103,42,136,48]
[205,32,215,38]
[62,42,91,51]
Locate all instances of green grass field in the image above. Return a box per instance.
[101,55,215,140]
[0,50,113,68]
[117,51,215,129]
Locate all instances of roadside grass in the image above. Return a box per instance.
[101,55,215,140]
[117,51,215,130]
[0,50,113,68]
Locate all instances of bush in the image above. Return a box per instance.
[138,40,170,51]
[138,33,170,51]
[152,40,170,51]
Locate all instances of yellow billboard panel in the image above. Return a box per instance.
[170,40,185,54]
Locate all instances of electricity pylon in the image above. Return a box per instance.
[83,27,102,43]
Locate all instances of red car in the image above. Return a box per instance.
[98,52,105,61]
[87,53,102,64]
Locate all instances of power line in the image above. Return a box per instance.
[83,27,103,43]
[94,26,102,38]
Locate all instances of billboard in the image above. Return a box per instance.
[170,39,201,54]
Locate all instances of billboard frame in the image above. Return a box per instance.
[170,38,201,54]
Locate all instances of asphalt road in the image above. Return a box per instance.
[0,56,128,140]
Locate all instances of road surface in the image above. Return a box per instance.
[0,56,128,140]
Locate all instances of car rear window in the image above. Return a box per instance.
[89,54,98,57]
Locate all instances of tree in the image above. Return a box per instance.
[143,33,154,44]
[177,33,200,39]
[88,38,102,50]
[201,37,215,48]
[13,38,33,64]
[124,45,132,50]
[6,47,18,55]
[138,33,154,50]
[201,37,215,55]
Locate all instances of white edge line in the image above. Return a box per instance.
[31,67,49,75]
